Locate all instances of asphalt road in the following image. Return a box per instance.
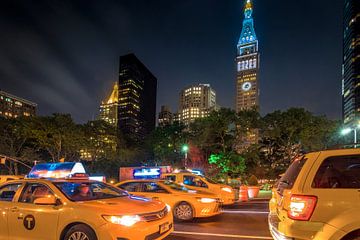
[164,200,272,240]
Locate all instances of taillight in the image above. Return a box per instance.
[287,195,317,221]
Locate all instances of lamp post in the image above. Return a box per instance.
[182,144,189,167]
[341,125,360,147]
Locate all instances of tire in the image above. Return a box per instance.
[63,224,97,240]
[174,202,194,221]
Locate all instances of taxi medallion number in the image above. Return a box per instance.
[159,222,169,234]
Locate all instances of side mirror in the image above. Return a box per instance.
[34,195,60,206]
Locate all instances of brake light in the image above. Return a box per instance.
[287,195,317,221]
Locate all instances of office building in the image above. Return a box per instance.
[178,84,216,125]
[342,0,360,126]
[118,54,157,142]
[99,82,119,126]
[235,0,260,112]
[158,105,173,127]
[0,90,37,118]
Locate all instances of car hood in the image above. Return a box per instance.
[76,196,165,215]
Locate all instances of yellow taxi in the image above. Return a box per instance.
[268,148,360,240]
[162,172,235,205]
[0,175,24,184]
[0,176,173,240]
[117,179,221,221]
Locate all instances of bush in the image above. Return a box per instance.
[248,175,259,186]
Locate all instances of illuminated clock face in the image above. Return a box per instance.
[242,82,252,91]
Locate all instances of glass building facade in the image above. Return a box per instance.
[118,54,157,142]
[343,0,360,126]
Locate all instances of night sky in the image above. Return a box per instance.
[0,0,343,123]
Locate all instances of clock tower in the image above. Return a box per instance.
[236,0,260,112]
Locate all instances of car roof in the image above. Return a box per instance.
[3,178,99,184]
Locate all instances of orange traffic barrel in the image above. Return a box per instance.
[239,185,248,202]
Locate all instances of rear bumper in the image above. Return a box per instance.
[268,214,294,240]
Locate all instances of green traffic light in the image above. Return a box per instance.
[182,144,189,152]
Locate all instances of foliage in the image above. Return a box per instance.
[247,175,259,186]
[208,152,246,178]
[147,122,188,166]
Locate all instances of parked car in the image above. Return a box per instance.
[268,148,360,240]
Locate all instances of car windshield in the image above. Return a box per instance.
[161,181,189,192]
[54,181,128,202]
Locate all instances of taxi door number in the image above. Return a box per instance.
[159,222,169,234]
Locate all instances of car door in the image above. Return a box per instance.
[8,182,60,240]
[0,182,23,240]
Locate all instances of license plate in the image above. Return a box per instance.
[159,222,169,234]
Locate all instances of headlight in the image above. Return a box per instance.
[166,204,171,212]
[103,215,141,227]
[197,197,216,203]
[221,187,232,193]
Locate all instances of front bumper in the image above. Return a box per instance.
[98,212,173,240]
[195,201,222,218]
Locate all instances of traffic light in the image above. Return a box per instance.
[0,157,6,165]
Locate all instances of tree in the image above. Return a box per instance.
[0,116,38,174]
[29,114,82,162]
[260,108,339,177]
[147,122,187,166]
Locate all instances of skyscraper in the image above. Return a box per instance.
[342,0,360,126]
[0,90,37,118]
[178,84,216,125]
[99,82,119,126]
[235,0,260,113]
[118,54,157,142]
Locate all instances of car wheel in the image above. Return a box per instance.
[64,224,97,240]
[174,202,194,221]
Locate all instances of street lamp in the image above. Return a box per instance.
[182,144,189,167]
[341,125,360,147]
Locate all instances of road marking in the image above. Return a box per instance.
[172,231,273,239]
[222,210,269,214]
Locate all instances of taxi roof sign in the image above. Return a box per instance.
[27,162,86,179]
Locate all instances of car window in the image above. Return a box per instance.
[119,182,143,192]
[277,156,307,195]
[19,183,54,204]
[163,175,176,181]
[0,183,22,202]
[312,155,360,189]
[161,180,189,192]
[183,175,208,188]
[142,182,169,193]
[55,181,128,202]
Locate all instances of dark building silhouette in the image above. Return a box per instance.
[118,54,157,143]
[343,0,360,126]
[0,90,37,118]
